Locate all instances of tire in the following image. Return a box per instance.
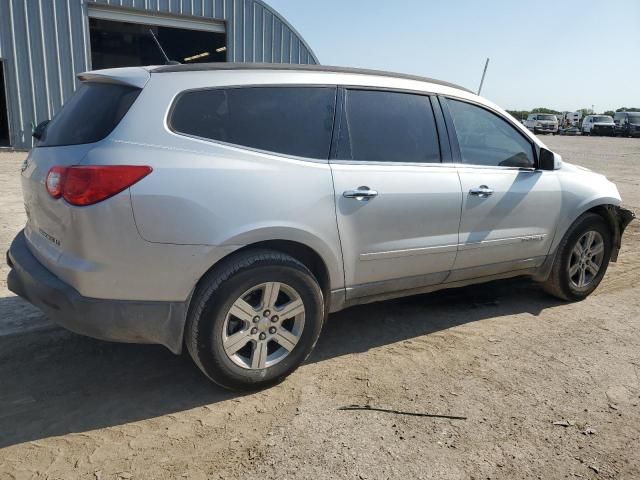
[185,249,324,391]
[542,213,612,301]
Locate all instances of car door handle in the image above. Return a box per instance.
[469,185,494,197]
[343,187,378,201]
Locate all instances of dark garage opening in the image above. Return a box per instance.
[0,62,9,146]
[89,18,226,70]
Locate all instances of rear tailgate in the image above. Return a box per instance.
[21,145,94,265]
[20,69,148,278]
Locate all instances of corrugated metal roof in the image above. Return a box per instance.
[0,0,318,149]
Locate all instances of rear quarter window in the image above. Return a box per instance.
[39,82,141,147]
[170,86,337,159]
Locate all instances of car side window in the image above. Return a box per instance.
[171,86,336,159]
[447,99,535,169]
[334,89,441,163]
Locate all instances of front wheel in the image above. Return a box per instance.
[542,213,612,301]
[185,250,324,391]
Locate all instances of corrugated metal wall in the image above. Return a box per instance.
[0,0,318,149]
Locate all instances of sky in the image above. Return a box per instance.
[267,0,640,112]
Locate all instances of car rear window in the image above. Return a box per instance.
[170,86,337,159]
[334,89,441,163]
[39,82,141,147]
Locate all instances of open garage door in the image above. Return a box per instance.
[88,6,227,69]
[0,62,9,146]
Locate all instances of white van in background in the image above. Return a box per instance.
[582,115,616,136]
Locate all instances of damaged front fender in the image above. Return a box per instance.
[604,205,635,262]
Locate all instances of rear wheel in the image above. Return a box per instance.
[542,213,612,301]
[185,250,324,391]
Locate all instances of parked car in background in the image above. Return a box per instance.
[582,115,616,136]
[559,126,581,136]
[524,113,559,134]
[7,64,634,391]
[614,111,640,137]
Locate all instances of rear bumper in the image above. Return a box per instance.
[7,230,187,353]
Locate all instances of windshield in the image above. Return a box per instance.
[537,115,556,121]
[592,116,613,123]
[626,114,640,123]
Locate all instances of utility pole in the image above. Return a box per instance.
[477,58,490,95]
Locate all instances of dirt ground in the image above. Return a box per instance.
[0,136,639,480]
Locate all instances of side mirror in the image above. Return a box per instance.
[539,147,558,170]
[32,120,50,140]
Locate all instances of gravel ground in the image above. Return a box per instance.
[0,137,639,480]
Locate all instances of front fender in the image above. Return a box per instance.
[604,205,635,261]
[551,198,634,263]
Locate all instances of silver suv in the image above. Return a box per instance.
[7,64,634,391]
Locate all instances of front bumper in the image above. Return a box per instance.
[7,230,187,353]
[533,126,558,134]
[591,127,615,136]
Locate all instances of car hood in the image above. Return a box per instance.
[560,161,620,199]
[592,122,615,127]
[561,161,592,173]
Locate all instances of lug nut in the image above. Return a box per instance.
[253,316,260,323]
[263,310,271,317]
[271,315,279,323]
[259,332,267,340]
[251,327,258,335]
[269,326,277,334]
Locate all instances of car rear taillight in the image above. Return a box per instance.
[45,166,67,199]
[45,165,152,206]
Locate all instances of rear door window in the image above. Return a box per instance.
[447,99,535,168]
[39,82,141,147]
[170,86,337,159]
[334,89,441,163]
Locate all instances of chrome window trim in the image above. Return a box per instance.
[330,160,453,167]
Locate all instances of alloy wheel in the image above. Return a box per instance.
[568,230,605,289]
[221,282,305,369]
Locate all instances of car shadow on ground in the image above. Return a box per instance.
[0,277,562,448]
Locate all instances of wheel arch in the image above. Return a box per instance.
[189,231,345,325]
[551,198,633,264]
[230,240,332,301]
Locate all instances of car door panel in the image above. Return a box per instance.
[330,88,462,296]
[454,167,561,272]
[442,97,562,278]
[332,163,462,292]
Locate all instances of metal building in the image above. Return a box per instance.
[0,0,318,149]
